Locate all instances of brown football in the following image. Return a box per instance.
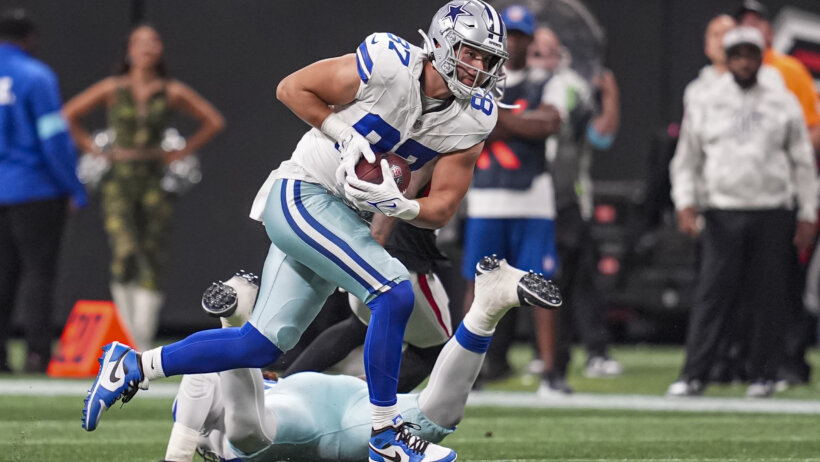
[354,153,411,193]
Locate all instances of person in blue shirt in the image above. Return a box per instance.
[0,8,87,373]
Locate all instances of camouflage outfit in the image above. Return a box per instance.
[102,83,173,290]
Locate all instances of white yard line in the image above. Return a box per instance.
[3,378,820,414]
[467,390,820,414]
[0,378,182,398]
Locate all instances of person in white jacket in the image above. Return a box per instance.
[683,14,783,109]
[667,26,818,398]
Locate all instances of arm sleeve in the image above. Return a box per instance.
[28,69,87,206]
[587,124,615,150]
[784,97,819,223]
[669,107,702,211]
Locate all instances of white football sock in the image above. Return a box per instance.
[371,403,400,430]
[140,346,165,382]
[418,334,485,429]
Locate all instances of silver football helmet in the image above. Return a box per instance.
[420,0,509,99]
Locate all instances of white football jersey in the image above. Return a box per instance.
[251,32,498,220]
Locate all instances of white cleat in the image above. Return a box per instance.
[475,255,562,311]
[201,271,259,327]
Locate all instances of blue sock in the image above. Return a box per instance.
[455,322,492,354]
[364,280,414,406]
[161,323,282,376]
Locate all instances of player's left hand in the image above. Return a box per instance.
[344,159,420,220]
[334,129,376,186]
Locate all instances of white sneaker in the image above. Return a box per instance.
[528,359,545,375]
[585,356,623,378]
[665,379,703,397]
[746,381,774,398]
[537,374,573,398]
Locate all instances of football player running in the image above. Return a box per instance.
[83,2,509,461]
[162,256,560,462]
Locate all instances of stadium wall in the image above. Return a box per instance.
[4,0,819,335]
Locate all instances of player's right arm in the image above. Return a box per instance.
[275,54,361,129]
[62,77,117,154]
[277,53,377,180]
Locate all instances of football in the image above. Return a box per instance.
[354,153,411,193]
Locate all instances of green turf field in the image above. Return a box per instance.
[3,397,820,461]
[2,343,820,461]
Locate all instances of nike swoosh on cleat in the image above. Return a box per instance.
[369,444,407,462]
[108,353,127,384]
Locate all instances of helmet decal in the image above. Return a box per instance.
[483,3,505,42]
[444,3,471,23]
[423,0,510,100]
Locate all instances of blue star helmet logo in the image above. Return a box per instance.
[445,3,471,22]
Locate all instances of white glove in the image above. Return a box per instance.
[344,159,420,220]
[337,128,377,184]
[321,113,377,185]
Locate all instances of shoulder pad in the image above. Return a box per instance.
[465,91,498,134]
[355,32,419,84]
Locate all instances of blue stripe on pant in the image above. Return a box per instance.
[249,179,408,351]
[251,178,413,405]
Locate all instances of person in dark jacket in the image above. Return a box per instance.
[0,8,87,373]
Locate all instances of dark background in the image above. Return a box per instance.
[7,0,820,336]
